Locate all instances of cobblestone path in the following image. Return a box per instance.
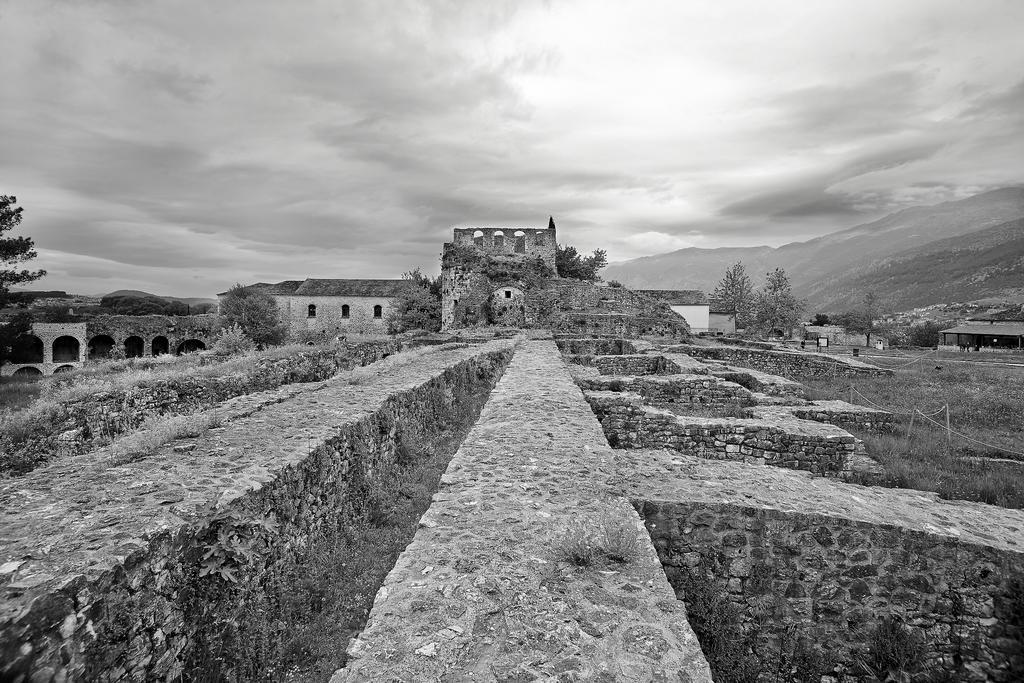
[335,339,711,682]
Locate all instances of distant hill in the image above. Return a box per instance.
[603,187,1024,312]
[102,290,217,309]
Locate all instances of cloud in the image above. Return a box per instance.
[1,0,1022,295]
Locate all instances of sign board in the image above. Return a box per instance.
[817,337,829,348]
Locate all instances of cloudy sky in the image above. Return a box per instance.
[2,0,1022,297]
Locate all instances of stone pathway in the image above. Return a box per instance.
[334,340,712,682]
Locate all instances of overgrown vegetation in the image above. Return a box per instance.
[109,411,223,465]
[178,380,488,681]
[218,283,286,346]
[550,506,642,566]
[804,361,1024,508]
[555,243,607,281]
[443,242,555,289]
[386,268,441,334]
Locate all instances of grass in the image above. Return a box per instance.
[178,379,489,682]
[550,505,643,566]
[108,411,223,465]
[802,361,1024,509]
[0,376,43,412]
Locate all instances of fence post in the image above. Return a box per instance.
[945,404,952,452]
[907,410,916,438]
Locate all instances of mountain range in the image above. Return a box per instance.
[604,187,1024,312]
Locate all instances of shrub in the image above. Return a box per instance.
[217,283,286,346]
[551,505,643,566]
[212,323,257,356]
[109,411,223,465]
[857,616,928,681]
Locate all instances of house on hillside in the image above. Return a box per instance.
[939,307,1024,351]
[220,279,412,337]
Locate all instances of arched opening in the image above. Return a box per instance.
[53,364,75,374]
[493,230,505,249]
[53,336,81,362]
[124,335,145,358]
[514,230,526,253]
[535,231,546,246]
[176,339,206,355]
[152,336,170,356]
[9,335,43,363]
[88,335,115,360]
[13,366,43,378]
[307,304,317,318]
[473,229,484,247]
[341,304,350,318]
[373,305,383,319]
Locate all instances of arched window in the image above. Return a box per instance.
[341,304,350,318]
[373,305,383,319]
[535,231,546,246]
[513,230,526,253]
[88,334,115,360]
[473,229,484,247]
[493,230,505,248]
[307,304,317,318]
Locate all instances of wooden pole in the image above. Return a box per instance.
[907,410,916,438]
[945,404,952,452]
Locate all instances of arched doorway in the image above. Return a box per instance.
[88,335,115,360]
[9,335,43,363]
[152,336,170,356]
[53,336,81,362]
[176,339,206,355]
[13,366,43,378]
[124,336,145,358]
[53,364,75,374]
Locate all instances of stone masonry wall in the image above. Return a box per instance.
[594,354,684,376]
[586,391,856,475]
[0,342,514,682]
[641,502,1024,682]
[0,339,402,476]
[755,401,900,434]
[670,344,893,379]
[553,337,638,356]
[576,375,755,410]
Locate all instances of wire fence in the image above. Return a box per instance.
[847,383,1024,460]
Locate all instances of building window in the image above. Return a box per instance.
[307,304,317,318]
[341,304,350,318]
[373,304,383,319]
[505,290,512,298]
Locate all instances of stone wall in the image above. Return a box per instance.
[577,374,755,410]
[553,337,638,356]
[641,501,1024,682]
[670,344,893,379]
[594,354,684,376]
[274,294,395,336]
[585,391,856,475]
[707,367,808,399]
[753,401,899,434]
[0,339,401,475]
[450,225,557,271]
[560,313,690,339]
[0,342,514,682]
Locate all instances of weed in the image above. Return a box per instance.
[109,411,223,465]
[551,506,643,566]
[856,615,929,681]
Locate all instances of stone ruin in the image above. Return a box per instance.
[1,332,1022,681]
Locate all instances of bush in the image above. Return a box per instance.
[857,616,928,680]
[387,270,441,334]
[218,284,286,346]
[551,505,643,566]
[212,323,257,356]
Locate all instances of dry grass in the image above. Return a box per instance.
[551,505,643,566]
[109,411,224,465]
[803,362,1024,508]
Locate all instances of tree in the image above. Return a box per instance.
[0,310,34,366]
[217,284,286,346]
[750,268,802,337]
[711,261,754,328]
[1,196,46,308]
[812,313,831,326]
[908,321,943,347]
[100,293,188,316]
[556,244,607,281]
[386,268,441,334]
[835,292,881,346]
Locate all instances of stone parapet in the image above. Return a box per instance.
[593,354,682,376]
[752,400,899,434]
[333,340,712,682]
[575,373,755,410]
[585,391,857,475]
[0,341,515,682]
[614,451,1024,682]
[668,344,893,379]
